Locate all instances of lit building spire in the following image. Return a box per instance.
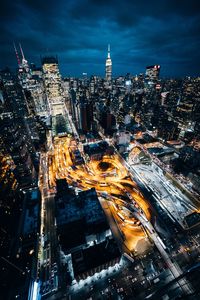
[105,44,112,82]
[18,43,30,84]
[19,43,28,66]
[19,43,25,61]
[107,44,110,59]
[13,42,21,66]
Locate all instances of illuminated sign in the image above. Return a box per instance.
[125,80,131,86]
[156,84,161,89]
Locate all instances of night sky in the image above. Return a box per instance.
[1,0,200,77]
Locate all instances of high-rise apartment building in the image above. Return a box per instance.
[1,68,29,117]
[42,57,65,116]
[0,112,36,186]
[0,140,17,192]
[105,44,112,82]
[24,76,49,117]
[145,65,160,82]
[79,98,93,132]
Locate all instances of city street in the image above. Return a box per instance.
[38,136,196,299]
[38,153,58,297]
[50,137,151,254]
[42,138,195,293]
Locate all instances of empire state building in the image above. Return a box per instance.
[105,44,112,82]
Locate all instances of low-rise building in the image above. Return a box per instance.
[55,187,121,282]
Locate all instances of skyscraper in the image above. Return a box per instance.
[145,65,160,83]
[13,43,31,88]
[0,112,36,186]
[42,56,65,116]
[79,98,93,132]
[0,68,28,117]
[105,44,112,82]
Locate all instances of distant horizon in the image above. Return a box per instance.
[1,58,199,80]
[1,1,200,80]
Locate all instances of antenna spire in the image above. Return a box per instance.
[13,42,21,66]
[19,43,25,61]
[107,44,110,59]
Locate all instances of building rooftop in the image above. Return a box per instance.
[72,238,120,278]
[41,56,58,65]
[184,212,200,228]
[56,188,108,226]
[52,114,72,136]
[84,141,109,156]
[56,188,109,250]
[148,147,174,156]
[22,188,40,236]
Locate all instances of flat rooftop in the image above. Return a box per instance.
[56,188,110,250]
[41,56,58,65]
[184,212,200,228]
[22,189,40,236]
[84,141,109,155]
[147,147,174,156]
[52,114,72,136]
[72,238,120,278]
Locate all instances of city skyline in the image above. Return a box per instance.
[1,1,200,300]
[1,0,200,77]
[1,58,200,299]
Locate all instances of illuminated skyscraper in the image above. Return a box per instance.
[42,56,65,116]
[105,44,112,82]
[145,65,160,83]
[0,112,36,186]
[13,43,31,87]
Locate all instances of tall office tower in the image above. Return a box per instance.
[145,65,160,82]
[82,72,88,87]
[0,140,17,193]
[79,97,93,132]
[0,139,22,300]
[100,108,116,135]
[105,44,112,82]
[13,46,48,117]
[1,68,29,117]
[14,43,31,88]
[25,76,49,117]
[0,140,18,230]
[0,112,36,186]
[1,69,41,164]
[110,95,120,114]
[71,87,93,133]
[89,75,95,94]
[68,89,80,131]
[42,56,65,116]
[176,78,198,122]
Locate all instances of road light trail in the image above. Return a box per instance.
[47,135,193,296]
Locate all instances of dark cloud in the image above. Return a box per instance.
[0,0,200,77]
